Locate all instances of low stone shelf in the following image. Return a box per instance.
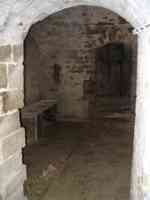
[21,100,57,144]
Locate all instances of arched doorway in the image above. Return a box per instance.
[22,5,136,200]
[0,1,150,200]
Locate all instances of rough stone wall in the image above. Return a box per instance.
[24,33,43,105]
[25,6,136,119]
[0,44,27,200]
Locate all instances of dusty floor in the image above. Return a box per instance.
[24,114,134,200]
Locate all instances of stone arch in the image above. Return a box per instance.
[0,1,150,200]
[17,0,150,31]
[1,0,150,44]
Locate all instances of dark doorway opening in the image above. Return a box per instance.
[21,5,137,200]
[95,42,132,97]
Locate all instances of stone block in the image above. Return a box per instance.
[0,45,11,62]
[13,44,23,63]
[7,186,25,200]
[5,165,26,198]
[8,64,23,90]
[0,64,7,88]
[0,111,20,139]
[3,90,24,111]
[0,165,26,200]
[0,151,23,183]
[0,128,25,162]
[0,90,24,112]
[7,187,26,200]
[0,95,3,114]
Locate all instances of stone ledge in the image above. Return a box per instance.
[0,128,25,162]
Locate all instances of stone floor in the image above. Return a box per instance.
[24,114,134,200]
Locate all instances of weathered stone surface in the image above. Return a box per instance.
[131,31,150,200]
[0,64,7,88]
[0,165,26,200]
[7,187,26,200]
[3,90,24,111]
[0,111,20,139]
[0,151,22,183]
[0,45,11,62]
[7,190,24,200]
[0,95,3,114]
[24,34,42,105]
[0,90,24,112]
[13,44,23,63]
[8,64,23,90]
[5,165,26,197]
[0,128,25,162]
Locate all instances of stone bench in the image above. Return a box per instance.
[21,100,57,144]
